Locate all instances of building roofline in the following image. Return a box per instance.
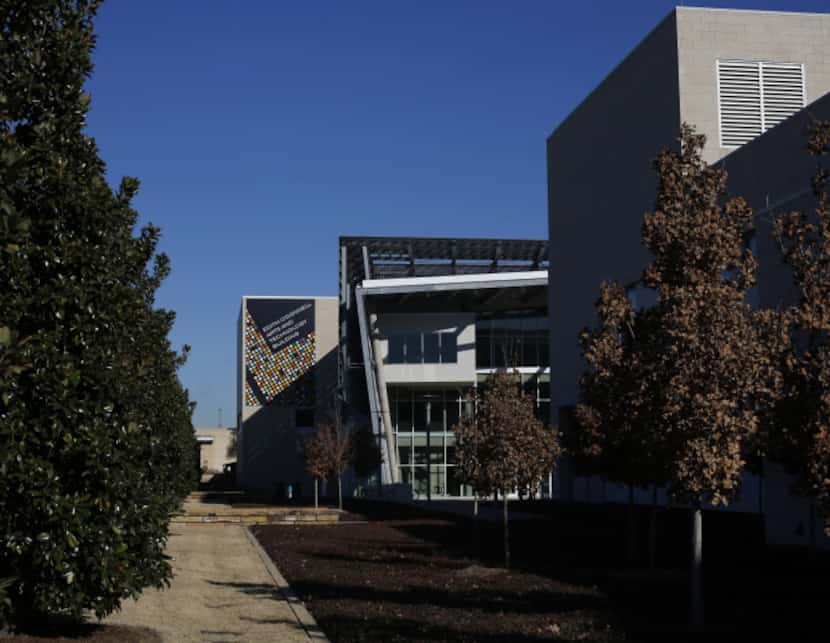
[339,235,545,245]
[676,6,830,18]
[241,295,337,301]
[358,270,548,296]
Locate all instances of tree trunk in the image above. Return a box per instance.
[338,475,343,510]
[690,505,703,626]
[627,483,637,565]
[648,484,658,570]
[314,478,319,509]
[503,493,510,570]
[809,497,817,561]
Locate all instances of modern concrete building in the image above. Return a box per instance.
[194,427,236,474]
[547,6,830,546]
[339,237,551,499]
[236,296,338,492]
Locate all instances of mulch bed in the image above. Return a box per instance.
[253,517,624,642]
[254,500,830,642]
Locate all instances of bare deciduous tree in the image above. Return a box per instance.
[305,421,351,510]
[454,371,560,569]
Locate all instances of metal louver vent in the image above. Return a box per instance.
[717,60,805,148]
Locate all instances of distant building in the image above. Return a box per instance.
[194,427,236,474]
[339,236,550,499]
[236,296,338,492]
[546,6,830,547]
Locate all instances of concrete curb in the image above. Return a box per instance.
[242,526,329,641]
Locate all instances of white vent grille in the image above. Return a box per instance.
[717,60,805,148]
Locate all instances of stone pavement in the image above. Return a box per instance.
[106,524,327,642]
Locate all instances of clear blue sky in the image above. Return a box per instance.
[84,1,829,427]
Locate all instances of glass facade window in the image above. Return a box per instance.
[423,333,440,363]
[388,335,405,363]
[475,315,549,369]
[387,331,459,364]
[440,332,457,363]
[391,378,550,499]
[405,334,422,363]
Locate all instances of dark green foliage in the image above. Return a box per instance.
[0,0,197,627]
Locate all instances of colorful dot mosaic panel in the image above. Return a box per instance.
[245,311,316,406]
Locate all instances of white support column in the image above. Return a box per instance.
[355,287,399,483]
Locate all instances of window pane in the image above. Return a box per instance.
[397,435,412,465]
[413,399,427,431]
[446,467,461,496]
[440,333,458,363]
[445,396,460,431]
[493,336,507,367]
[423,333,440,363]
[428,397,445,431]
[400,466,412,486]
[295,408,314,427]
[431,467,446,497]
[413,435,428,464]
[388,335,405,363]
[476,332,491,368]
[445,434,456,465]
[429,434,444,465]
[405,334,422,363]
[538,377,550,400]
[522,335,538,366]
[538,334,550,367]
[397,398,413,431]
[413,467,429,498]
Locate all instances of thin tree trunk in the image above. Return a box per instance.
[690,505,703,626]
[338,475,343,510]
[314,478,319,509]
[649,484,658,570]
[627,483,637,565]
[809,497,817,561]
[503,493,510,570]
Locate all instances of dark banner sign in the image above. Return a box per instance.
[244,298,315,407]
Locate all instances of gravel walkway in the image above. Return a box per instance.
[105,524,324,642]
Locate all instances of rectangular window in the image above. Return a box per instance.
[423,333,440,363]
[439,332,458,363]
[405,334,422,363]
[295,408,314,427]
[388,335,405,363]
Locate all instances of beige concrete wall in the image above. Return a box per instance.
[676,7,830,164]
[195,427,236,474]
[238,296,338,491]
[374,313,475,385]
[547,10,680,414]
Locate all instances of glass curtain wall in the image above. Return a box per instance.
[390,374,550,498]
[475,316,549,369]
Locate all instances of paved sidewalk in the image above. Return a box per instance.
[106,524,325,642]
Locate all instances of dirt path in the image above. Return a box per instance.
[106,524,324,642]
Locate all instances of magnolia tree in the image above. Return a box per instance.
[0,0,196,629]
[578,125,786,624]
[772,121,830,539]
[454,372,560,569]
